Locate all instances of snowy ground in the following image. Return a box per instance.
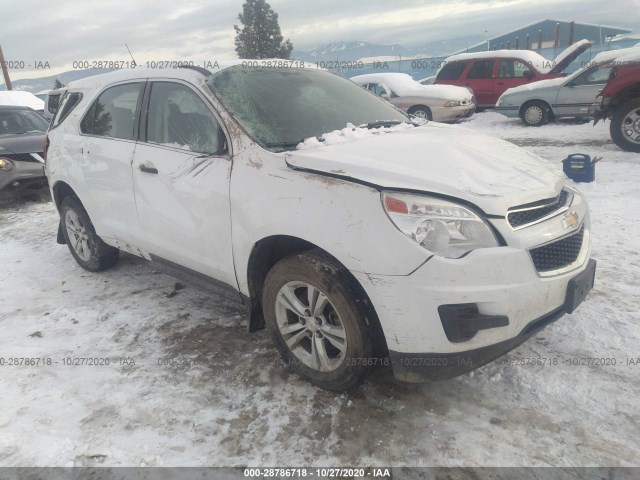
[0,113,639,467]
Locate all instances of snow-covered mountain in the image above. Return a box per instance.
[294,41,412,61]
[293,36,484,62]
[0,69,115,93]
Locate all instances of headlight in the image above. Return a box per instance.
[382,192,499,258]
[0,158,15,171]
[443,100,461,107]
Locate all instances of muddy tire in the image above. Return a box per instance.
[408,105,433,121]
[610,98,640,153]
[262,250,374,391]
[60,196,119,272]
[521,100,551,127]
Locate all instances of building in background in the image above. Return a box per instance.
[459,19,631,53]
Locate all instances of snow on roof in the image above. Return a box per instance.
[444,49,550,72]
[350,72,473,100]
[615,51,640,64]
[591,46,640,64]
[0,91,45,110]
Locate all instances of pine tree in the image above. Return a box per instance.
[234,0,293,59]
[53,79,64,89]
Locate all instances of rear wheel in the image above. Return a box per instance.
[262,251,374,391]
[610,98,640,152]
[521,101,551,127]
[60,196,119,272]
[408,105,433,121]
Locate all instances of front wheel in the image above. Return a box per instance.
[60,196,119,272]
[610,98,640,152]
[262,251,374,391]
[520,101,551,127]
[408,105,433,121]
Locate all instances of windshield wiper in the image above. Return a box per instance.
[360,120,414,129]
[264,141,305,152]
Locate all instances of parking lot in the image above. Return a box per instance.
[1,113,639,467]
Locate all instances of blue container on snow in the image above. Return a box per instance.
[562,154,596,183]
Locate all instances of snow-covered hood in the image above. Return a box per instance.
[286,124,564,215]
[501,77,567,97]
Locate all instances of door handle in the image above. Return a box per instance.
[139,164,158,174]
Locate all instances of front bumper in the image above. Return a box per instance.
[353,210,593,382]
[389,258,596,382]
[431,104,476,122]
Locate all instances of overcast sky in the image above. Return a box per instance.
[2,0,639,80]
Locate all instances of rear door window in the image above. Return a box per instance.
[467,60,494,79]
[437,62,466,80]
[80,83,142,140]
[498,60,533,78]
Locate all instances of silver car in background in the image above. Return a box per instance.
[0,105,49,194]
[351,73,475,122]
[496,46,640,126]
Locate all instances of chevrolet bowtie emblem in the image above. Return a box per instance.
[562,210,580,229]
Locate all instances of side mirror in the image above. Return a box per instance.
[381,93,390,100]
[523,70,535,79]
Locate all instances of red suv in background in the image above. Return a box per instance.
[593,52,640,152]
[435,40,591,108]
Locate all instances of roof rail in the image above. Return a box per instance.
[178,65,212,76]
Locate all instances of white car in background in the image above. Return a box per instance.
[351,73,475,121]
[496,46,640,126]
[0,91,45,116]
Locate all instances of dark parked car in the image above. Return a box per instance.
[0,105,49,193]
[592,51,640,152]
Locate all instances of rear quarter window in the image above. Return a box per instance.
[437,62,467,80]
[52,92,82,128]
[47,94,61,114]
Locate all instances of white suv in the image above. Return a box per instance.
[45,63,596,391]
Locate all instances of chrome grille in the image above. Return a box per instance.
[508,190,570,229]
[530,225,585,273]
